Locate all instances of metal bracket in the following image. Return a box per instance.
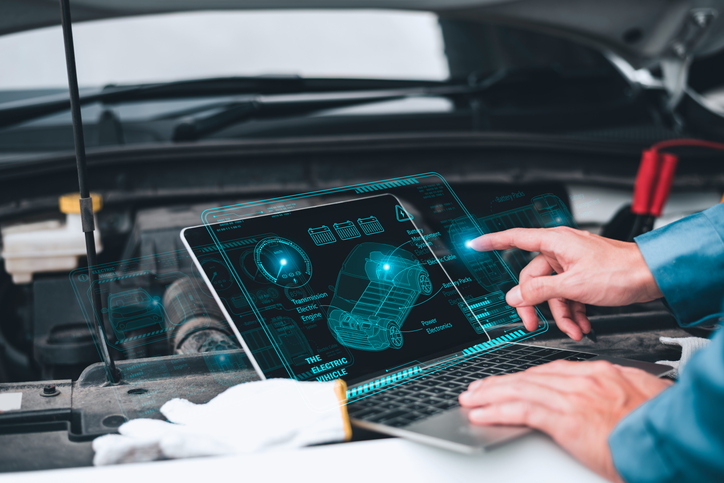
[78,197,95,232]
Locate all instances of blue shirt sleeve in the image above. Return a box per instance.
[608,203,724,483]
[609,327,724,483]
[633,203,724,327]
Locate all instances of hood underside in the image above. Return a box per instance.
[1,0,724,69]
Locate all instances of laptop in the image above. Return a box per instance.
[181,193,672,453]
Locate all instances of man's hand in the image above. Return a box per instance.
[471,227,663,340]
[459,361,673,482]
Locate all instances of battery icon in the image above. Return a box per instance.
[358,216,384,235]
[333,221,361,240]
[308,225,336,245]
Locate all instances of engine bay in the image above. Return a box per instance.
[0,134,721,471]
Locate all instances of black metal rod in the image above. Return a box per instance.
[59,0,120,384]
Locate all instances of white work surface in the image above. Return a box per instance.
[2,431,607,483]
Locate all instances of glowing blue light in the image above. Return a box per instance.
[280,259,288,266]
[383,264,390,270]
[464,240,473,248]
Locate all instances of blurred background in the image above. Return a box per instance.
[0,11,449,88]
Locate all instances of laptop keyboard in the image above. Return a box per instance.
[346,344,596,429]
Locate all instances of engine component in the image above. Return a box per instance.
[165,276,239,354]
[33,277,99,380]
[1,193,103,285]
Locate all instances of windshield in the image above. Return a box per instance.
[0,10,449,89]
[0,10,626,156]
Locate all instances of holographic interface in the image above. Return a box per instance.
[185,194,488,385]
[194,174,570,371]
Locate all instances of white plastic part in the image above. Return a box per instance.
[1,213,102,284]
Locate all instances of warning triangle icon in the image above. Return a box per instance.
[396,205,414,222]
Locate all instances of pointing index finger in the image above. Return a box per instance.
[470,228,551,253]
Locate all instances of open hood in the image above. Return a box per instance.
[2,0,723,69]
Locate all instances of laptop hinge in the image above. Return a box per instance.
[345,337,524,399]
[346,351,475,399]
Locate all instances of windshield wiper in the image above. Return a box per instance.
[167,69,521,141]
[169,86,476,141]
[0,66,613,136]
[0,76,445,130]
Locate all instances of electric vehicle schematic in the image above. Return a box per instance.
[327,243,432,351]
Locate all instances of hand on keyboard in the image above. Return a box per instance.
[459,359,673,483]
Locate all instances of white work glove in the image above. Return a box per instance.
[656,336,711,378]
[93,378,351,465]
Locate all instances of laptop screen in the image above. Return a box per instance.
[183,194,489,385]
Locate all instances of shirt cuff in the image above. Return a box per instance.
[609,397,677,483]
[635,207,724,327]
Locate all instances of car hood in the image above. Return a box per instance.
[2,0,724,68]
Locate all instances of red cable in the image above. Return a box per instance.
[649,153,678,217]
[633,139,724,217]
[651,138,724,152]
[631,149,662,215]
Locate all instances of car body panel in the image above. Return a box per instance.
[2,0,723,68]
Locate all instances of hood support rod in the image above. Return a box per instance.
[59,0,121,384]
